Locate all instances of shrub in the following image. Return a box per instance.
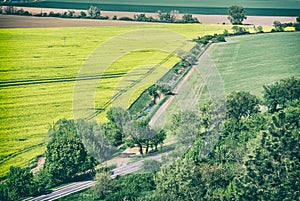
[112,15,117,20]
[294,22,300,31]
[119,16,134,21]
[256,25,264,33]
[98,15,109,20]
[80,11,86,18]
[223,29,230,36]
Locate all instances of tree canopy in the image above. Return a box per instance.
[44,119,97,185]
[228,5,247,25]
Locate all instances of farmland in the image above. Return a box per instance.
[9,0,300,16]
[153,32,300,129]
[0,23,237,177]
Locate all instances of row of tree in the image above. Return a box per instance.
[85,76,300,200]
[0,108,168,200]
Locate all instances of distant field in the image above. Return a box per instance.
[6,0,300,16]
[0,23,235,177]
[209,32,300,96]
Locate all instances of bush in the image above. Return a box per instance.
[112,15,117,20]
[213,34,226,42]
[98,15,109,20]
[294,22,300,31]
[49,11,61,17]
[119,16,134,21]
[296,16,300,23]
[223,29,230,36]
[80,11,86,18]
[256,25,264,33]
[232,25,249,35]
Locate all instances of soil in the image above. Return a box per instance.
[0,6,296,28]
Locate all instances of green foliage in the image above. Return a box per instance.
[231,25,249,35]
[44,119,97,185]
[228,5,247,25]
[155,159,203,200]
[0,166,34,201]
[141,159,161,173]
[226,91,260,121]
[256,25,264,33]
[108,107,166,155]
[118,16,134,21]
[273,20,284,32]
[181,13,199,23]
[237,106,300,200]
[194,33,226,44]
[88,5,101,18]
[93,172,155,200]
[75,119,116,161]
[263,77,300,113]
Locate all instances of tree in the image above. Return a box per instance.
[273,20,284,32]
[142,160,161,173]
[93,171,113,200]
[76,119,116,161]
[4,166,34,201]
[44,119,97,185]
[226,91,260,121]
[151,129,166,151]
[237,106,300,200]
[232,25,248,35]
[107,107,131,133]
[256,25,264,33]
[228,5,247,25]
[88,5,100,19]
[80,11,86,18]
[263,77,300,113]
[124,120,156,155]
[182,13,199,23]
[155,159,203,200]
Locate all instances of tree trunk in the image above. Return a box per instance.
[137,142,143,156]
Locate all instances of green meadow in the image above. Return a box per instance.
[154,32,300,130]
[0,23,239,177]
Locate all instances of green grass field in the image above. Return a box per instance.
[10,0,300,16]
[154,32,300,131]
[0,23,237,177]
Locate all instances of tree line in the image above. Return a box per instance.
[74,76,299,200]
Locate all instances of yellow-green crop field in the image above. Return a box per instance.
[1,23,257,177]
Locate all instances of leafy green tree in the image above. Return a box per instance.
[142,160,161,173]
[107,107,131,133]
[95,173,155,200]
[124,120,156,155]
[237,106,300,200]
[88,5,100,19]
[76,119,116,161]
[273,20,284,31]
[4,166,34,201]
[155,159,203,200]
[44,119,96,185]
[101,121,123,146]
[263,77,300,113]
[182,14,199,23]
[93,171,113,200]
[228,5,247,25]
[231,25,248,35]
[151,129,166,151]
[226,91,260,121]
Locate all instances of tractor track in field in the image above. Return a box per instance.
[0,72,129,88]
